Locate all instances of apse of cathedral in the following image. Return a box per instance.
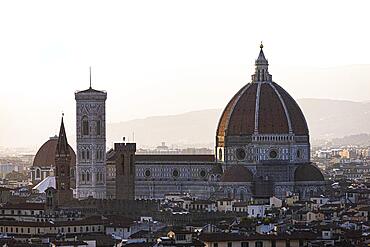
[35,44,325,202]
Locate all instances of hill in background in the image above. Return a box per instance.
[107,99,370,148]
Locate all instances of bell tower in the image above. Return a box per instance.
[75,70,107,199]
[55,115,73,204]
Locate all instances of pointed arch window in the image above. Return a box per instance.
[96,119,101,136]
[82,116,89,136]
[240,190,245,201]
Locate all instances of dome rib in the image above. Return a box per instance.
[269,82,293,133]
[216,83,254,137]
[258,83,289,134]
[254,82,262,133]
[273,83,309,135]
[227,83,257,135]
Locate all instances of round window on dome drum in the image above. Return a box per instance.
[200,170,207,178]
[172,169,179,178]
[144,169,151,177]
[269,150,278,159]
[236,148,246,160]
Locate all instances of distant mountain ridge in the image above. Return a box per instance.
[107,98,370,148]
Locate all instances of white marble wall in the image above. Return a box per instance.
[75,90,107,199]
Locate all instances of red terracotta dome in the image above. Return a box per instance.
[216,45,308,147]
[33,136,76,168]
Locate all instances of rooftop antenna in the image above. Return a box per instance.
[89,66,92,89]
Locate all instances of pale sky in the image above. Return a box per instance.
[1,0,370,148]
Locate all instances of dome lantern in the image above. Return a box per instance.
[252,42,272,82]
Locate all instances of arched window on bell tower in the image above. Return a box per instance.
[82,116,89,136]
[96,118,102,136]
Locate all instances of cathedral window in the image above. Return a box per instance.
[144,169,151,177]
[96,120,101,136]
[236,148,246,160]
[82,116,89,136]
[36,168,41,179]
[240,191,245,201]
[86,150,90,160]
[172,169,179,178]
[86,172,90,182]
[218,149,223,160]
[82,150,85,160]
[81,172,85,181]
[269,150,278,159]
[227,190,232,199]
[297,149,302,159]
[200,170,206,178]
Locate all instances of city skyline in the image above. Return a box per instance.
[1,2,370,245]
[1,0,370,148]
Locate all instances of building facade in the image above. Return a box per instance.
[75,86,107,199]
[106,44,325,200]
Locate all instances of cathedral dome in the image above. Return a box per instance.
[220,165,253,183]
[294,164,324,182]
[33,136,76,168]
[216,44,308,148]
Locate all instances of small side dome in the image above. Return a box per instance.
[33,137,76,168]
[220,165,253,183]
[294,164,324,182]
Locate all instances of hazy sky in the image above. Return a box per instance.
[1,0,370,148]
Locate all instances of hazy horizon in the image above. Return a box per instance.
[1,1,370,149]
